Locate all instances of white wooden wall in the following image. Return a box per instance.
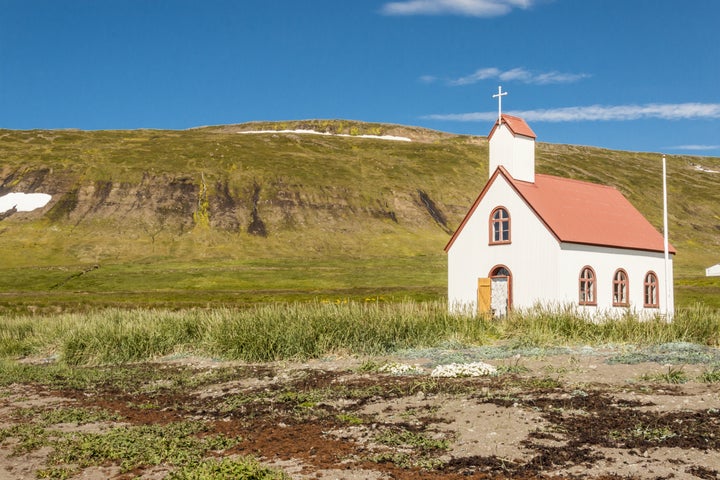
[448,175,559,312]
[447,175,674,318]
[558,243,674,317]
[488,125,535,183]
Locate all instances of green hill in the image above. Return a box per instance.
[1,119,718,312]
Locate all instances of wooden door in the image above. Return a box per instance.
[477,278,491,315]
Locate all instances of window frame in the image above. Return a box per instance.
[612,269,629,307]
[578,266,597,306]
[489,207,511,245]
[643,271,659,308]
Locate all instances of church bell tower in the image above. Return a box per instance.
[487,87,537,183]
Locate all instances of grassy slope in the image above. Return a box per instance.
[0,120,718,311]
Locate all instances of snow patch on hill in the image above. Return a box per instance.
[238,129,412,142]
[693,164,719,174]
[0,192,52,214]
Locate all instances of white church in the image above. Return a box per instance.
[445,92,675,318]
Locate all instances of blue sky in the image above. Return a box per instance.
[1,0,719,155]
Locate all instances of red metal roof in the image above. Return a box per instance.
[488,114,537,140]
[445,167,675,254]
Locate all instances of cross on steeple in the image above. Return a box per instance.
[492,85,507,125]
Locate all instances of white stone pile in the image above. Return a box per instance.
[378,363,424,375]
[430,361,497,378]
[379,361,497,378]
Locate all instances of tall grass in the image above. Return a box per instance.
[204,301,500,362]
[1,309,206,365]
[504,303,720,347]
[0,302,718,366]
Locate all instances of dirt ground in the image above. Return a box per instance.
[1,349,720,480]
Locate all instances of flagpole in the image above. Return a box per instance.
[662,155,672,321]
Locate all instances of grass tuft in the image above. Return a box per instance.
[0,302,718,366]
[640,366,689,384]
[698,365,720,383]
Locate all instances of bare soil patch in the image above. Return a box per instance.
[1,351,720,479]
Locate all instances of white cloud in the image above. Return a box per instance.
[424,103,720,122]
[448,67,590,86]
[380,0,535,17]
[669,144,720,151]
[448,67,499,85]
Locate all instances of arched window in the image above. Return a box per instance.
[612,269,629,307]
[579,266,596,306]
[644,271,659,308]
[489,207,511,244]
[490,265,511,278]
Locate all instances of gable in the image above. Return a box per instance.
[445,167,506,252]
[488,114,536,140]
[445,167,675,255]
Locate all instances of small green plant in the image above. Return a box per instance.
[276,390,320,408]
[400,405,441,420]
[369,452,414,468]
[16,406,121,426]
[325,384,385,401]
[497,356,530,375]
[542,364,569,376]
[374,429,449,452]
[640,366,688,384]
[608,423,677,444]
[0,424,49,454]
[698,365,720,383]
[127,401,161,410]
[336,413,363,425]
[166,456,290,480]
[632,424,677,442]
[356,360,382,372]
[36,466,73,479]
[368,451,446,470]
[516,377,563,389]
[10,421,242,476]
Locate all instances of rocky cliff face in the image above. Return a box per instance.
[2,167,199,231]
[0,165,457,239]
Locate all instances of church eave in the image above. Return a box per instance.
[444,167,504,252]
[559,240,677,255]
